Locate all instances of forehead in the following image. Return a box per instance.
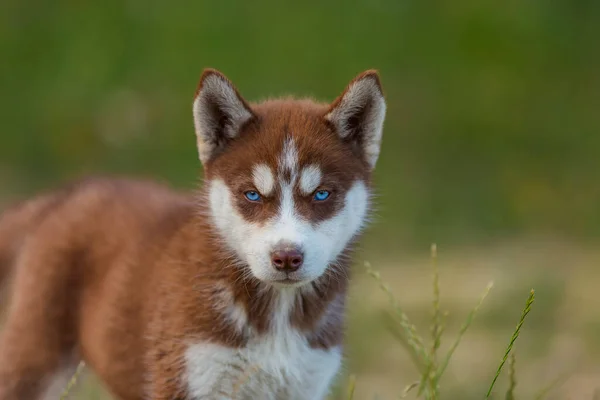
[206,100,369,182]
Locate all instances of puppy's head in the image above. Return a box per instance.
[193,69,386,287]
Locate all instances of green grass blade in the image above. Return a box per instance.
[347,374,357,400]
[418,244,443,398]
[400,381,420,399]
[486,289,535,399]
[365,262,429,367]
[382,310,427,371]
[60,361,86,400]
[430,244,442,358]
[436,281,493,380]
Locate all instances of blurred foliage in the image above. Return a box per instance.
[1,0,599,249]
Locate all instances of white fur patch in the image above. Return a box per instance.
[252,164,275,196]
[299,164,322,195]
[213,283,249,336]
[185,290,342,400]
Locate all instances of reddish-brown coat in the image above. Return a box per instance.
[0,70,380,399]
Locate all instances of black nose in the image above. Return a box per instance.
[270,244,304,272]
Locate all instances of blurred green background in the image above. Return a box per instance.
[1,0,599,399]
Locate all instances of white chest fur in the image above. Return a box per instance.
[185,292,342,400]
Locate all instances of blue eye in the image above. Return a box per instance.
[313,190,330,201]
[244,191,261,202]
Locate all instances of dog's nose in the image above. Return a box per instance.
[270,244,304,272]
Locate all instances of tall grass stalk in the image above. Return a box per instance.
[486,289,535,399]
[360,246,549,400]
[417,244,443,398]
[364,261,429,368]
[346,374,357,400]
[435,281,493,381]
[400,381,420,398]
[365,247,494,400]
[59,360,86,400]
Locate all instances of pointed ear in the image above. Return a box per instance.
[325,70,387,170]
[192,68,255,165]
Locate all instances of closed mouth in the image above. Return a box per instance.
[269,276,309,287]
[274,278,298,284]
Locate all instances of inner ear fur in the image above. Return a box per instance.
[325,70,387,170]
[192,68,255,165]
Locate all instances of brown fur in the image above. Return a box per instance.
[0,69,382,399]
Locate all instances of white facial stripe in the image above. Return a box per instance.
[280,137,298,175]
[279,183,297,223]
[274,136,302,243]
[299,165,322,195]
[252,164,275,196]
[274,139,304,247]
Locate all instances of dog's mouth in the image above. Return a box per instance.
[249,260,323,287]
[269,275,310,288]
[274,278,298,284]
